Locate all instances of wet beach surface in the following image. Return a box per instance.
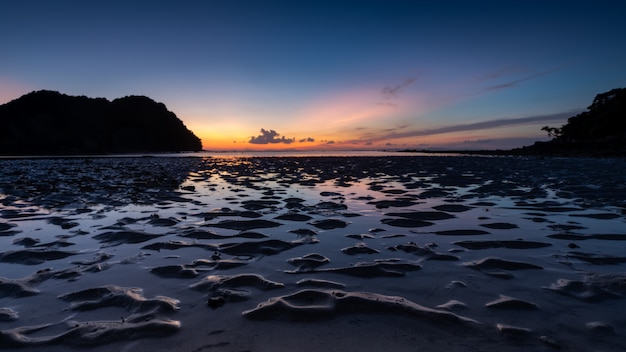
[0,155,625,351]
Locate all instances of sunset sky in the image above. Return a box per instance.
[2,1,625,151]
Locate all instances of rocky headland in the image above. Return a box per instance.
[0,90,202,155]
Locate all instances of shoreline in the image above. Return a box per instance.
[2,145,626,159]
[396,148,626,158]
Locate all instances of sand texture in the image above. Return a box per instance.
[0,155,625,351]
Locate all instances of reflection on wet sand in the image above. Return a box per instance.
[0,156,625,351]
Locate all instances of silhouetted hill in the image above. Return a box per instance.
[0,90,202,155]
[513,88,626,157]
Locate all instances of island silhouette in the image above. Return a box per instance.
[0,90,202,155]
[515,87,625,156]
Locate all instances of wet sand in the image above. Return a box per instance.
[0,155,625,351]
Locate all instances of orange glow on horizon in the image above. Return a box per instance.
[192,120,549,151]
[0,80,34,105]
[182,85,551,151]
[186,86,427,151]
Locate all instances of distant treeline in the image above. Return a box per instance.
[0,90,202,155]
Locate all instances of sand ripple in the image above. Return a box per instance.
[0,268,55,297]
[243,289,481,326]
[190,274,284,295]
[0,249,77,265]
[59,285,179,313]
[453,240,552,250]
[546,274,626,302]
[0,156,625,351]
[0,316,180,348]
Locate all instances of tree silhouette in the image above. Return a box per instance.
[541,126,562,139]
[522,87,626,156]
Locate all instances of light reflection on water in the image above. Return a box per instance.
[0,155,625,350]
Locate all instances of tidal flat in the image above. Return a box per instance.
[0,155,625,351]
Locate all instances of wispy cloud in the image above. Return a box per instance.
[452,136,559,150]
[476,65,526,81]
[480,70,554,93]
[356,110,577,143]
[379,77,417,107]
[249,129,295,144]
[381,77,416,99]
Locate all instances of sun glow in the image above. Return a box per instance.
[0,80,32,105]
[178,80,565,152]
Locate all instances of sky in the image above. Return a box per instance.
[1,0,625,151]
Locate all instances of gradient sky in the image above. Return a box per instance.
[2,1,625,151]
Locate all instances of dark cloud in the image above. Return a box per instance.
[383,124,410,133]
[477,65,524,81]
[249,129,295,144]
[299,137,315,143]
[441,136,552,150]
[358,110,578,143]
[463,139,493,144]
[381,77,416,99]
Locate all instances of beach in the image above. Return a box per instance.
[0,155,625,351]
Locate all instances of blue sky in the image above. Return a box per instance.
[1,0,625,150]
